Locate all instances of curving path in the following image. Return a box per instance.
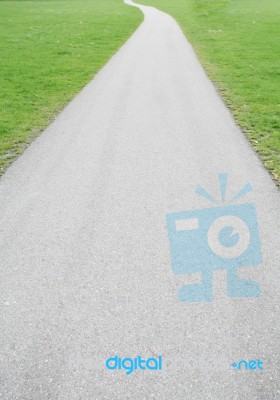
[0,1,280,398]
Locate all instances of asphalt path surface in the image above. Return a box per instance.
[1,1,280,399]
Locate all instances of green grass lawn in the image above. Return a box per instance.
[0,0,142,174]
[141,0,280,185]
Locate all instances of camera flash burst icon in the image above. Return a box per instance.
[166,173,262,302]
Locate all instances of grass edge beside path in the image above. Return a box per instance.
[0,0,143,176]
[140,0,280,187]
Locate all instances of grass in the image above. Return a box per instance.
[0,0,142,174]
[140,0,280,185]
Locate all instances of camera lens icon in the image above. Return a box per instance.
[207,215,250,259]
[166,202,262,301]
[166,174,263,302]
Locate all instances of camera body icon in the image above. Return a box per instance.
[166,174,262,302]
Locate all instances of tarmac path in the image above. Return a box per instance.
[0,1,280,398]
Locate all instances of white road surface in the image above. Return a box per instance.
[1,1,280,399]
